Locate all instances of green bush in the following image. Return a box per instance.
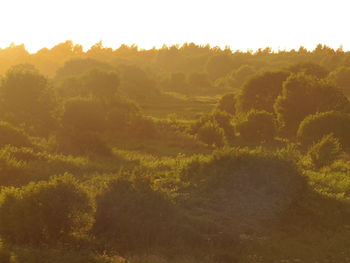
[0,174,94,245]
[180,148,306,230]
[236,110,277,144]
[61,97,107,133]
[308,134,342,169]
[93,177,176,251]
[197,121,225,147]
[217,93,236,115]
[297,111,350,151]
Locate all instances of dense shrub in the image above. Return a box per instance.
[0,174,94,245]
[236,71,290,113]
[275,74,349,136]
[236,110,277,144]
[308,134,342,169]
[197,121,226,147]
[0,65,55,134]
[93,177,176,250]
[180,148,306,230]
[61,98,107,132]
[217,93,236,115]
[297,111,350,150]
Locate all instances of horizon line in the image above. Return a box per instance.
[0,40,347,55]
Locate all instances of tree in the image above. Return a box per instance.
[297,111,350,151]
[0,174,94,245]
[328,66,350,97]
[0,65,55,132]
[81,68,120,99]
[55,58,114,81]
[119,65,158,98]
[61,97,106,132]
[236,71,290,113]
[236,110,277,144]
[217,93,236,115]
[288,62,329,79]
[274,73,349,136]
[206,54,234,80]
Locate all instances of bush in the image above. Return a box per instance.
[180,148,306,230]
[217,93,236,115]
[236,110,277,144]
[308,134,342,169]
[197,121,225,147]
[61,97,106,133]
[0,174,94,245]
[297,111,350,151]
[93,177,176,251]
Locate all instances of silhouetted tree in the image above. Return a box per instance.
[0,65,55,133]
[288,62,329,79]
[297,111,350,150]
[236,110,277,144]
[237,71,290,113]
[275,73,348,136]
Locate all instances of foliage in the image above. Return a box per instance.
[297,111,350,150]
[236,70,290,113]
[0,65,55,133]
[55,58,114,81]
[0,174,94,245]
[236,110,277,144]
[206,54,234,80]
[216,92,236,115]
[274,73,349,136]
[180,148,306,230]
[307,134,342,169]
[93,176,177,251]
[80,68,120,99]
[61,97,106,132]
[196,121,226,147]
[288,62,329,79]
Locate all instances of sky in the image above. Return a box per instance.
[0,0,349,53]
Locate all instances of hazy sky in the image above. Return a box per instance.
[0,0,348,53]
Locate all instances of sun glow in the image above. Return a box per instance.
[0,0,349,53]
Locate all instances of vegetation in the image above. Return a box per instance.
[0,42,350,262]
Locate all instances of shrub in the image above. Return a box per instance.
[236,110,277,144]
[0,174,94,245]
[274,74,348,136]
[297,111,350,151]
[197,121,225,147]
[308,134,342,169]
[93,177,176,250]
[217,93,236,115]
[61,97,106,132]
[180,148,306,230]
